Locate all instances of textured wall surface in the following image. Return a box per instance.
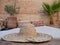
[0,0,56,14]
[0,0,57,24]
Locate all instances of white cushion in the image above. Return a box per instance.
[0,26,60,39]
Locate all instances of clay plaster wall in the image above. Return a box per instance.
[0,0,57,24]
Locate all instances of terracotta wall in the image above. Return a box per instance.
[0,0,57,23]
[0,0,56,14]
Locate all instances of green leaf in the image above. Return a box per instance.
[42,1,60,16]
[42,3,53,15]
[52,1,60,12]
[4,5,20,15]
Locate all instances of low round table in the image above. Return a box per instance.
[0,39,60,45]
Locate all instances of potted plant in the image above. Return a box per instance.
[42,1,60,27]
[4,4,20,29]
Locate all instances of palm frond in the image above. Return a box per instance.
[42,1,60,16]
[52,1,60,12]
[42,3,53,15]
[5,5,20,15]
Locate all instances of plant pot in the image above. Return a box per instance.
[6,16,17,29]
[46,16,51,26]
[0,19,5,30]
[52,12,59,28]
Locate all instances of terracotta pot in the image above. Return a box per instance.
[52,12,59,28]
[46,16,51,26]
[6,16,17,29]
[50,16,53,25]
[0,19,5,30]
